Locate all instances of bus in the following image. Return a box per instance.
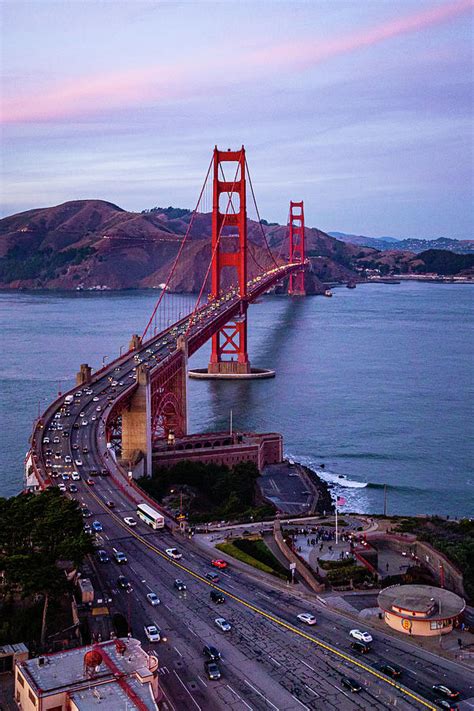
[136,503,165,530]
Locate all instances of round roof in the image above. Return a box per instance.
[378,584,465,620]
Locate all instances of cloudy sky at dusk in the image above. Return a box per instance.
[1,0,473,238]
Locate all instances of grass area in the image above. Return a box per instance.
[318,557,355,570]
[216,539,288,580]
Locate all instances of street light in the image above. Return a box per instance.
[102,355,108,367]
[119,345,125,356]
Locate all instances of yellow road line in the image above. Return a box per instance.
[89,489,436,710]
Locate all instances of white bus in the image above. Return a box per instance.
[136,503,165,530]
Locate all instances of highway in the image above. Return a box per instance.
[30,266,474,710]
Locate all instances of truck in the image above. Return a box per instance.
[78,577,94,604]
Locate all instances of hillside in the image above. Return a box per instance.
[1,200,471,291]
[330,231,474,255]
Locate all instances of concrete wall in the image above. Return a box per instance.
[273,520,324,593]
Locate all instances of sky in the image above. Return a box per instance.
[1,0,473,239]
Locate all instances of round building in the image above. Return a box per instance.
[378,584,465,637]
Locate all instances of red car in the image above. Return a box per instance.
[86,478,95,486]
[211,559,228,570]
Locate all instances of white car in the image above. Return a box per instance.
[297,613,317,626]
[96,406,102,412]
[71,471,81,481]
[81,420,88,426]
[43,437,50,444]
[124,517,137,527]
[165,548,182,560]
[215,617,231,632]
[146,592,160,606]
[144,624,166,642]
[58,483,66,492]
[74,459,83,467]
[349,629,373,643]
[93,396,99,402]
[64,455,72,464]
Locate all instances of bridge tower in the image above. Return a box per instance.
[288,201,306,296]
[208,146,250,375]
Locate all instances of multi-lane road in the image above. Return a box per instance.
[31,268,474,711]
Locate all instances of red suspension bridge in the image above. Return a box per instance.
[26,146,308,487]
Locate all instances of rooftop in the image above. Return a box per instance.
[378,584,465,620]
[18,638,159,710]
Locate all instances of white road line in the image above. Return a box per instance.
[268,655,281,667]
[244,680,280,710]
[226,685,253,711]
[333,685,351,700]
[186,624,198,637]
[164,604,172,611]
[173,646,182,657]
[291,695,310,711]
[300,660,316,672]
[303,684,319,697]
[173,671,202,711]
[197,675,207,687]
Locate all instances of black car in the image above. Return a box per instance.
[81,507,92,518]
[117,575,131,590]
[174,579,187,591]
[82,446,89,454]
[432,686,460,701]
[351,640,371,654]
[210,590,225,604]
[203,645,220,661]
[73,423,80,429]
[204,660,221,680]
[379,663,401,679]
[205,572,219,583]
[62,430,69,437]
[69,484,78,493]
[106,500,115,509]
[436,701,458,710]
[97,549,110,563]
[341,677,362,693]
[101,468,110,477]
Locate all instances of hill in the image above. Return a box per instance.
[330,231,474,255]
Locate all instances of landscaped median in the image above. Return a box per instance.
[216,538,289,580]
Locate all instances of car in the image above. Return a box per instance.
[61,473,70,480]
[82,446,89,454]
[69,484,78,493]
[92,520,103,532]
[81,420,88,426]
[297,612,317,626]
[54,452,62,460]
[83,524,92,533]
[62,431,69,438]
[113,550,128,564]
[124,517,137,527]
[165,548,182,559]
[214,617,231,632]
[117,575,131,590]
[144,624,166,642]
[43,437,50,444]
[211,559,228,570]
[63,454,71,464]
[93,396,99,401]
[58,483,66,492]
[210,590,225,604]
[101,469,110,477]
[79,412,85,418]
[106,500,115,508]
[96,405,102,412]
[71,471,80,480]
[341,677,361,693]
[89,469,98,477]
[73,423,80,429]
[351,640,371,654]
[72,443,79,451]
[349,629,373,643]
[205,572,219,583]
[54,412,61,419]
[74,459,83,466]
[86,478,95,486]
[432,686,460,701]
[97,549,110,563]
[203,645,220,661]
[204,660,221,680]
[146,592,160,606]
[53,436,60,444]
[379,663,401,679]
[81,507,92,518]
[435,701,458,710]
[174,579,187,591]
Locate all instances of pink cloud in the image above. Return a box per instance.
[2,0,472,125]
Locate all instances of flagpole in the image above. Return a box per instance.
[335,497,338,545]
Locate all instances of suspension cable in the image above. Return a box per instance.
[141,155,213,341]
[245,157,280,269]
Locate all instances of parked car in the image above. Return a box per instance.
[349,629,373,643]
[297,612,317,626]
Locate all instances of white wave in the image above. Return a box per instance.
[284,452,368,489]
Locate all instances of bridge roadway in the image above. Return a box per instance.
[30,264,473,710]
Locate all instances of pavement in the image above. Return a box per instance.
[258,462,315,515]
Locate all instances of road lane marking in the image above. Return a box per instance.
[291,695,309,710]
[197,675,207,687]
[244,680,280,710]
[87,488,437,711]
[226,685,253,710]
[174,646,182,657]
[173,671,202,711]
[303,684,319,697]
[268,655,281,667]
[300,660,316,672]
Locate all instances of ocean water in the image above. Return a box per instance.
[0,282,473,517]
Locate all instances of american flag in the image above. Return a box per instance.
[337,496,346,506]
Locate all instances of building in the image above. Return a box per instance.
[378,584,465,637]
[152,431,283,473]
[14,638,162,710]
[0,643,28,674]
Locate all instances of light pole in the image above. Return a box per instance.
[102,355,108,368]
[120,345,125,356]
